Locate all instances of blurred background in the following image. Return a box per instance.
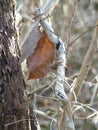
[16,0,98,130]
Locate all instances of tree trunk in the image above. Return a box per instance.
[0,0,38,130]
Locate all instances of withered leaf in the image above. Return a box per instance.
[20,20,42,63]
[27,32,55,79]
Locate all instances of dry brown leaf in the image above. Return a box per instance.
[27,32,55,79]
[20,20,42,63]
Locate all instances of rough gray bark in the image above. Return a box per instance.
[0,0,38,130]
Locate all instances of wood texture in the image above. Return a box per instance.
[0,1,38,130]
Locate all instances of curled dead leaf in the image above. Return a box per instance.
[27,32,55,79]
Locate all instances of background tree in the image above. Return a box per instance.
[0,0,39,130]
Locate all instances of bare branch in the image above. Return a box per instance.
[34,109,57,122]
[69,24,98,47]
[41,0,60,16]
[67,0,79,51]
[90,76,98,105]
[73,21,98,97]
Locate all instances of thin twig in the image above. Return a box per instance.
[34,109,57,122]
[67,0,79,52]
[73,101,98,113]
[50,119,56,130]
[90,76,98,105]
[40,79,56,95]
[69,24,98,47]
[27,85,49,97]
[33,94,59,101]
[41,0,60,16]
[74,112,96,120]
[59,110,65,130]
[90,83,98,105]
[5,119,35,127]
[73,21,98,97]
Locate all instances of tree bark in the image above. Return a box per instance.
[0,0,38,130]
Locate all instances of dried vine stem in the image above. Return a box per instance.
[35,8,75,130]
[69,24,98,47]
[41,0,60,16]
[90,76,98,105]
[67,0,79,51]
[73,21,98,97]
